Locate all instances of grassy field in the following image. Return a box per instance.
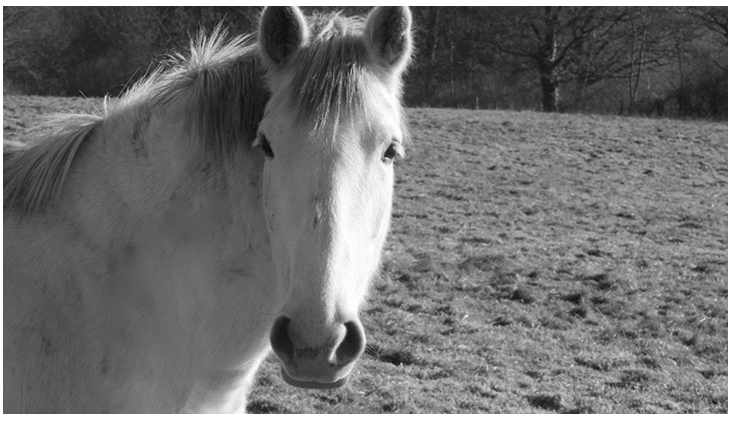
[3,95,728,413]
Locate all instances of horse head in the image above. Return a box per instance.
[256,6,413,388]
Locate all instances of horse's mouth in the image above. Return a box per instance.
[280,368,348,389]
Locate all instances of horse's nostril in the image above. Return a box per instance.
[270,316,365,369]
[335,321,366,365]
[270,315,294,361]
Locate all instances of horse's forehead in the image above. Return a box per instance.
[264,92,400,143]
[264,70,400,134]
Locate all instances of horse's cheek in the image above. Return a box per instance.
[261,167,278,233]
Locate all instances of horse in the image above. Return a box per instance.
[3,6,413,413]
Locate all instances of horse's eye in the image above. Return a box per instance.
[383,143,399,163]
[259,135,274,158]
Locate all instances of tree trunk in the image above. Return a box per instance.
[628,10,650,115]
[448,15,456,104]
[539,6,560,112]
[676,42,686,117]
[628,13,636,114]
[421,7,439,95]
[540,73,559,112]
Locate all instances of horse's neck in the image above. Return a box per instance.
[7,106,279,363]
[4,119,277,410]
[49,106,272,293]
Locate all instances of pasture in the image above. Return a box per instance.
[3,95,727,413]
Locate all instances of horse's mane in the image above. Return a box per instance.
[4,10,401,218]
[132,30,267,162]
[4,29,265,218]
[4,114,103,218]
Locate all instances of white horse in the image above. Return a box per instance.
[3,6,413,413]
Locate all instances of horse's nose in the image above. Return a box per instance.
[269,315,366,389]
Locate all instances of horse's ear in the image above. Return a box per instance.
[364,6,413,72]
[259,6,309,68]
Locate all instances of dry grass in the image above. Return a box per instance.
[3,95,728,413]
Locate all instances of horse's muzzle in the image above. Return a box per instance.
[269,315,365,389]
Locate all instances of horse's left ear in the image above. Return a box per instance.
[364,6,413,72]
[259,6,309,69]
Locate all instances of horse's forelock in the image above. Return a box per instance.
[279,12,403,136]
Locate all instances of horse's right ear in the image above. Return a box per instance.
[259,6,309,68]
[365,6,413,73]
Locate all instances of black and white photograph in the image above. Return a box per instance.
[3,5,729,414]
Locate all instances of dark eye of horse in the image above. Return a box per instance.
[260,135,274,158]
[383,144,397,163]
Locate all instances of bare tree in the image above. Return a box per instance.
[686,6,727,72]
[494,7,628,112]
[687,6,727,44]
[622,7,673,114]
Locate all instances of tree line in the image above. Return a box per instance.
[3,6,727,119]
